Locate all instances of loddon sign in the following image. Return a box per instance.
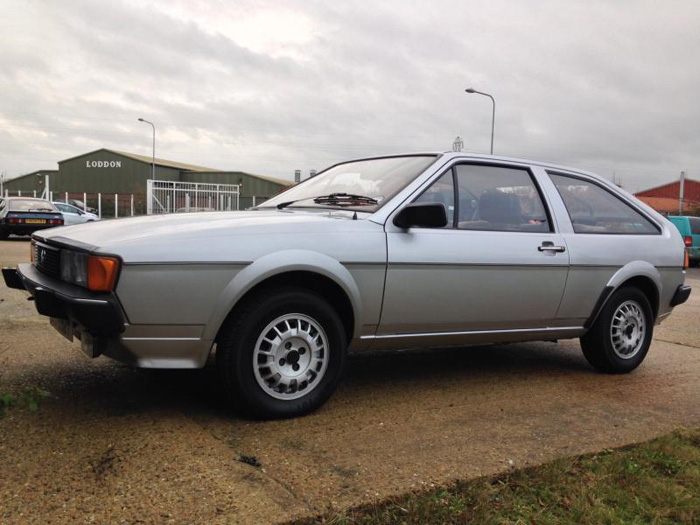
[86,160,122,168]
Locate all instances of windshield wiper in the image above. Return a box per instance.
[312,193,378,206]
[276,193,378,210]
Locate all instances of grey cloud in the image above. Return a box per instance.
[0,0,698,191]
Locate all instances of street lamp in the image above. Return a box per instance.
[465,88,495,155]
[137,118,156,180]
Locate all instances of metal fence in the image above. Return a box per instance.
[2,190,137,219]
[147,179,240,214]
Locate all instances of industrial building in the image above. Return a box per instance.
[635,177,700,215]
[1,148,292,213]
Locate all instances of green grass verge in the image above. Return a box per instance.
[290,429,700,524]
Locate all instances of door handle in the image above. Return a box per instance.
[538,241,566,253]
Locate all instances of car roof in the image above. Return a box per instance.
[334,151,613,182]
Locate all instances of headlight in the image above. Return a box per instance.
[60,250,88,287]
[60,250,120,292]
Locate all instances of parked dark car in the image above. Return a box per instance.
[0,197,64,239]
[67,199,98,215]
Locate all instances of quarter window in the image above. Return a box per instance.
[549,173,659,234]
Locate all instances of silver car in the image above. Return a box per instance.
[2,153,692,418]
[52,202,100,225]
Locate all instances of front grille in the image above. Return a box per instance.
[34,242,61,280]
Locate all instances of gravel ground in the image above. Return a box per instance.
[1,237,699,524]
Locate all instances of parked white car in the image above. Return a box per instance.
[3,152,691,419]
[52,202,99,225]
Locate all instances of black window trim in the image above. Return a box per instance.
[411,160,555,234]
[547,170,662,236]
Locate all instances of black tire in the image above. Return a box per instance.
[580,286,654,373]
[216,286,347,419]
[0,229,9,240]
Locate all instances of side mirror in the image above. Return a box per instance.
[393,202,448,229]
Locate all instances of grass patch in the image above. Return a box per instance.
[290,429,700,524]
[0,387,50,418]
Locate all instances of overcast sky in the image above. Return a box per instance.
[1,0,698,191]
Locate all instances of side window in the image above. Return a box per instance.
[454,165,550,232]
[549,173,659,234]
[689,217,700,235]
[414,170,455,227]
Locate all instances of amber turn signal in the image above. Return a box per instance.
[684,250,689,270]
[87,256,120,292]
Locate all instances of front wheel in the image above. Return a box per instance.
[581,286,654,373]
[216,287,347,419]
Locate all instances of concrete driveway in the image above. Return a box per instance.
[1,237,699,523]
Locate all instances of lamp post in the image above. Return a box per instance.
[137,118,156,180]
[465,88,495,154]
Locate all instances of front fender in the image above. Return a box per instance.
[202,250,363,341]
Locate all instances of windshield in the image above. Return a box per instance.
[260,155,438,210]
[9,199,57,212]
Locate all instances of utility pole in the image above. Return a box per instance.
[465,88,496,154]
[138,118,156,180]
[679,171,686,215]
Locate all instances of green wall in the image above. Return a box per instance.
[181,172,289,198]
[3,171,58,194]
[58,151,180,194]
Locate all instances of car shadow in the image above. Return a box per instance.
[14,341,592,421]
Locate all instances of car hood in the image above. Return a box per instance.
[36,209,374,251]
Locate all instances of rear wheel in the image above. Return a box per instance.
[216,287,347,419]
[581,286,653,373]
[0,229,8,240]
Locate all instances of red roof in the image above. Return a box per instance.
[636,196,695,214]
[635,178,700,200]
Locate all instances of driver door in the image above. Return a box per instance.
[377,162,570,343]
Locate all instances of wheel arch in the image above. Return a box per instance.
[586,262,662,328]
[204,250,362,345]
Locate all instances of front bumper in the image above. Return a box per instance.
[2,263,124,336]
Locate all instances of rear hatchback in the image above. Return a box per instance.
[668,215,700,266]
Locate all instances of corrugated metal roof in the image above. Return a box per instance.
[57,148,292,185]
[635,178,700,199]
[192,171,292,187]
[59,148,216,172]
[4,170,58,183]
[111,150,217,172]
[637,196,698,213]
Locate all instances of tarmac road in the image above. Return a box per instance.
[1,237,699,523]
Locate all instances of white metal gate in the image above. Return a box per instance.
[147,179,240,215]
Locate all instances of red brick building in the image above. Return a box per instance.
[635,178,700,214]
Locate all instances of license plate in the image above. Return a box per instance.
[50,317,73,342]
[25,219,46,224]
